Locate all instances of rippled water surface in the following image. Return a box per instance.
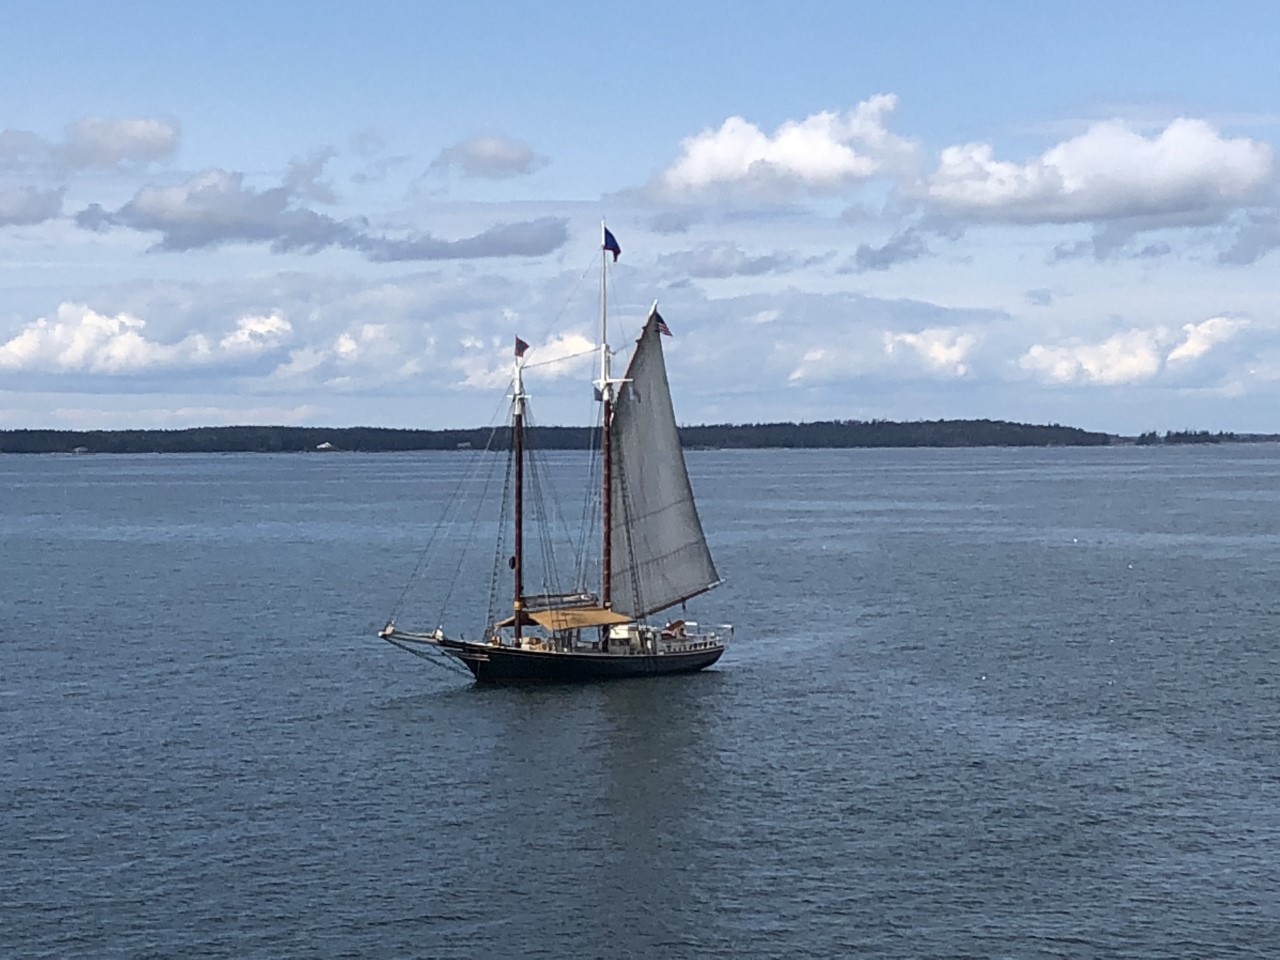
[3,446,1279,958]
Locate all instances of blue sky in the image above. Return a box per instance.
[3,1,1279,433]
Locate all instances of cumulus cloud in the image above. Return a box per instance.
[0,303,212,373]
[453,330,595,390]
[75,167,569,261]
[655,94,913,199]
[927,118,1273,226]
[219,312,294,354]
[1167,316,1246,363]
[431,135,548,179]
[883,327,977,376]
[1020,316,1258,388]
[0,186,64,225]
[1019,329,1165,385]
[271,346,328,381]
[332,324,396,365]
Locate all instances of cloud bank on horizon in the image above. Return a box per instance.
[2,5,1279,434]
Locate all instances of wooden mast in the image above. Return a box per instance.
[512,337,527,643]
[602,395,612,609]
[600,225,612,610]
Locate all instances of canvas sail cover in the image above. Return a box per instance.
[609,314,719,619]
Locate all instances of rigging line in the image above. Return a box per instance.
[573,401,604,591]
[615,438,646,618]
[436,420,508,630]
[523,347,598,370]
[386,386,512,623]
[525,251,601,351]
[525,406,580,576]
[522,408,568,600]
[419,386,511,629]
[384,638,472,676]
[485,439,515,637]
[526,451,553,599]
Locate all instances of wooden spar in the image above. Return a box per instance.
[602,396,612,609]
[511,339,527,645]
[598,221,613,612]
[513,403,524,643]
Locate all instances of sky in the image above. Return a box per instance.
[3,1,1279,435]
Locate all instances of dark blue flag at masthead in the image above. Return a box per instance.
[603,227,621,262]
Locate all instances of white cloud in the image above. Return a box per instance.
[453,331,595,390]
[1167,316,1247,363]
[787,347,832,383]
[332,323,392,364]
[219,312,293,354]
[927,118,1273,224]
[1019,329,1165,384]
[262,322,413,386]
[0,303,211,373]
[783,332,893,384]
[657,94,912,197]
[883,328,977,376]
[271,347,328,380]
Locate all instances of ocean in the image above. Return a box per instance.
[3,446,1278,958]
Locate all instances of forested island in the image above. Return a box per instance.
[1,419,1114,453]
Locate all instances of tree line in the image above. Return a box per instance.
[0,419,1113,454]
[1134,430,1241,445]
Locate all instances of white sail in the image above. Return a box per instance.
[609,312,719,618]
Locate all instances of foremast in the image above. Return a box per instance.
[594,222,624,611]
[511,336,529,643]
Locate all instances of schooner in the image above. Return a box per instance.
[379,226,730,683]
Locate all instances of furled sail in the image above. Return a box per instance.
[609,311,719,618]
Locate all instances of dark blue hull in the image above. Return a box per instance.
[441,639,724,684]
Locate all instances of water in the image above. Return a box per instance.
[3,446,1279,958]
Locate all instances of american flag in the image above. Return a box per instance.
[652,311,672,337]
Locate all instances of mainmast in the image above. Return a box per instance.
[596,223,621,609]
[512,336,529,642]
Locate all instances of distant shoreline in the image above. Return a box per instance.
[3,421,1276,454]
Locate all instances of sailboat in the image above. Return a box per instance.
[379,226,730,683]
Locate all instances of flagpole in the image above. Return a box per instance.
[600,221,610,391]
